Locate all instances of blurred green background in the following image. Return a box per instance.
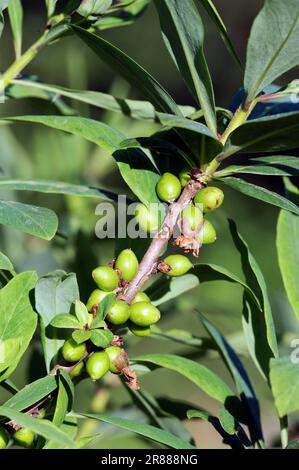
[0,0,298,448]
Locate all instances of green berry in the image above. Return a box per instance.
[129,302,160,327]
[0,428,9,449]
[106,300,130,325]
[194,187,224,213]
[92,266,119,291]
[86,289,110,311]
[105,346,124,373]
[132,291,150,304]
[129,322,151,337]
[198,220,217,244]
[179,168,191,187]
[86,351,110,380]
[156,172,181,202]
[13,428,35,448]
[180,204,203,231]
[164,254,193,277]
[115,249,139,281]
[62,338,87,363]
[69,361,85,378]
[135,203,164,233]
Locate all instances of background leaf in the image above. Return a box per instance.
[8,0,23,59]
[0,199,58,240]
[154,0,216,133]
[0,272,37,381]
[35,270,80,372]
[217,156,299,177]
[244,0,299,101]
[270,357,299,417]
[277,210,299,321]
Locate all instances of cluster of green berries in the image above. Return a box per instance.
[87,249,161,337]
[0,422,39,449]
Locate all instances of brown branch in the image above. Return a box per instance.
[118,171,205,304]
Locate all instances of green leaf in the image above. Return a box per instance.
[90,329,113,348]
[4,376,57,411]
[43,417,78,449]
[270,357,299,417]
[72,329,91,344]
[244,0,299,101]
[45,0,58,17]
[0,199,58,240]
[0,178,120,201]
[72,25,181,116]
[0,338,21,373]
[219,177,299,216]
[35,270,80,372]
[218,407,236,436]
[197,0,242,68]
[154,0,216,134]
[151,274,200,307]
[50,314,82,329]
[91,0,150,31]
[217,156,299,177]
[77,0,112,16]
[92,292,116,326]
[80,412,195,449]
[151,330,213,349]
[277,210,299,321]
[74,300,90,326]
[0,115,125,152]
[8,0,23,59]
[223,112,299,156]
[199,313,264,444]
[0,250,14,272]
[0,405,78,448]
[158,113,218,140]
[1,378,19,394]
[229,220,278,380]
[0,272,37,381]
[134,354,235,404]
[52,370,74,427]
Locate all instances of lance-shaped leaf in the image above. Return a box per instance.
[8,0,23,59]
[218,177,299,216]
[134,354,235,405]
[277,209,299,321]
[72,25,181,116]
[0,272,38,381]
[244,0,299,101]
[197,0,242,68]
[4,376,57,411]
[229,220,278,380]
[217,156,299,177]
[222,112,299,157]
[198,313,264,445]
[80,412,195,449]
[0,199,58,240]
[154,0,216,134]
[91,0,150,31]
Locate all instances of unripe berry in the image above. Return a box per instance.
[179,204,203,231]
[194,187,224,213]
[13,428,35,448]
[163,254,193,277]
[132,291,150,304]
[156,172,181,202]
[86,351,110,380]
[129,302,160,327]
[92,266,119,291]
[198,220,217,244]
[135,203,164,233]
[179,168,191,187]
[86,289,110,311]
[115,249,138,281]
[105,346,124,373]
[129,322,151,337]
[69,361,85,378]
[106,300,130,325]
[0,428,9,449]
[62,338,87,363]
